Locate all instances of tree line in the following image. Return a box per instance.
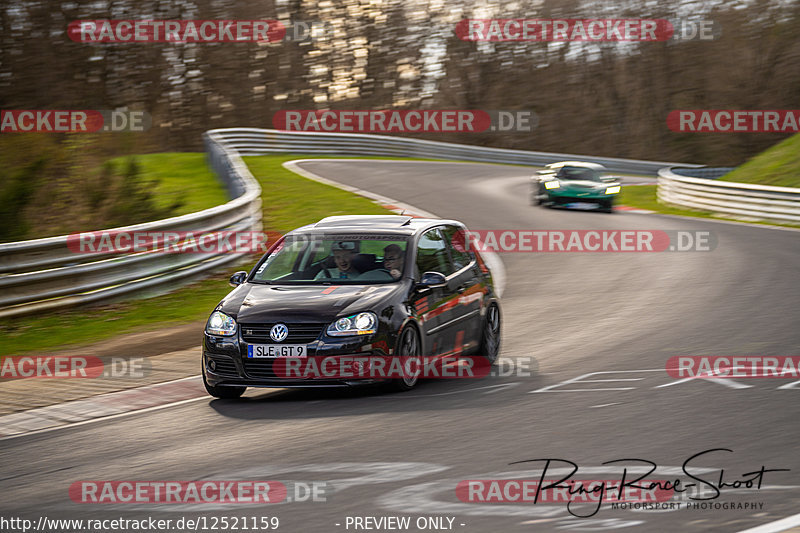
[1,0,799,165]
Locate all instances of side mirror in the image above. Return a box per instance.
[416,271,446,293]
[601,175,618,183]
[229,271,248,287]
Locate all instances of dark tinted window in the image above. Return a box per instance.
[416,228,454,276]
[252,235,408,284]
[557,166,602,181]
[441,225,473,272]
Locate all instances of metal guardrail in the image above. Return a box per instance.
[658,167,800,223]
[0,131,262,318]
[668,167,735,179]
[209,128,693,175]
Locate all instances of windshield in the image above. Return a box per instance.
[251,234,410,284]
[557,166,604,181]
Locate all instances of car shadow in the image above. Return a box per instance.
[206,375,545,420]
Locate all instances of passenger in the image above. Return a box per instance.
[316,241,360,279]
[382,244,405,280]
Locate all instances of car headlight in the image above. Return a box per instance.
[327,312,377,336]
[206,311,237,336]
[545,180,560,189]
[605,185,621,194]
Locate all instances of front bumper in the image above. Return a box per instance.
[203,332,393,388]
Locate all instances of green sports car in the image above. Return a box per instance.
[530,161,621,213]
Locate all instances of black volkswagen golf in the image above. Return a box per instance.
[202,215,501,397]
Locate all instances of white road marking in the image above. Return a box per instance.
[0,395,208,441]
[408,382,520,397]
[283,159,438,218]
[656,376,752,389]
[589,403,620,408]
[0,375,212,440]
[735,512,800,533]
[530,369,662,393]
[578,378,644,382]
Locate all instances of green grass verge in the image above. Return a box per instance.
[617,185,715,216]
[242,155,394,231]
[719,133,800,188]
[111,152,227,215]
[2,154,395,356]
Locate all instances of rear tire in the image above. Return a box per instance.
[479,304,501,365]
[203,363,246,399]
[389,326,421,391]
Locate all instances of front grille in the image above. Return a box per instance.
[242,358,278,379]
[240,323,326,344]
[555,197,597,205]
[207,355,239,377]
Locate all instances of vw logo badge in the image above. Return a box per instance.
[270,323,288,342]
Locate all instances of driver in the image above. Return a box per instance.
[316,241,360,279]
[382,244,405,279]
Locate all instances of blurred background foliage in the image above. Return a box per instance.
[0,134,183,241]
[1,0,799,208]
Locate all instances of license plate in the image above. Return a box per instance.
[567,202,599,210]
[247,344,307,358]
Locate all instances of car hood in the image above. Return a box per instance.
[219,282,408,323]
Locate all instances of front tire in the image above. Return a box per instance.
[532,185,548,207]
[530,186,540,206]
[479,304,501,365]
[203,364,246,399]
[389,326,421,391]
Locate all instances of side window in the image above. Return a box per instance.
[441,225,473,272]
[416,228,454,277]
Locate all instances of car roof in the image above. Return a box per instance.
[289,215,463,237]
[545,161,607,171]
